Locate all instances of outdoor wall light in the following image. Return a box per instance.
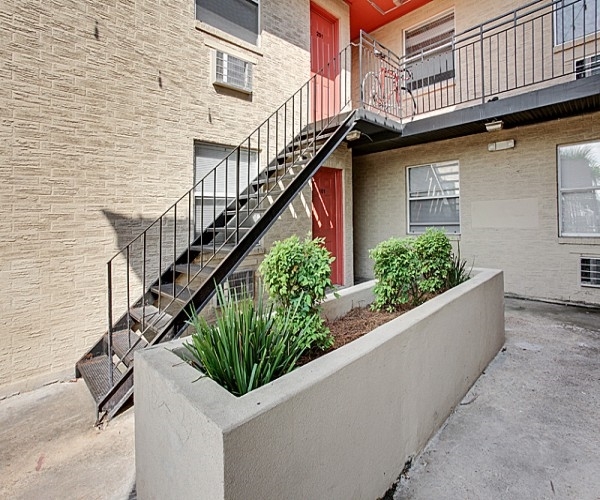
[485,119,504,132]
[345,130,362,141]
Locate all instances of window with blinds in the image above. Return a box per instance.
[194,142,258,234]
[195,0,259,45]
[407,161,460,234]
[405,12,455,90]
[558,140,600,237]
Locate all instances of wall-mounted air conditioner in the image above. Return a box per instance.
[575,55,600,79]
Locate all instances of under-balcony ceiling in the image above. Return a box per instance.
[350,74,600,156]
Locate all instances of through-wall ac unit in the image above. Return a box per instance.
[580,256,600,288]
[575,55,600,79]
[214,50,253,93]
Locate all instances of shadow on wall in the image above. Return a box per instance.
[102,209,194,305]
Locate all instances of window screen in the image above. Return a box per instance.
[196,0,259,45]
[405,12,455,90]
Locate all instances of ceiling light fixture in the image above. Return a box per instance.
[345,130,362,141]
[485,119,504,132]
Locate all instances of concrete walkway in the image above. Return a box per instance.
[0,298,598,499]
[394,298,600,500]
[0,379,134,500]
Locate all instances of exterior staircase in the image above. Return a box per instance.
[76,42,363,423]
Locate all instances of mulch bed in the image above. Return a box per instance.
[297,303,412,366]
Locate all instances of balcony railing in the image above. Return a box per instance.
[359,0,600,119]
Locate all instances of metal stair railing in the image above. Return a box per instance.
[80,40,358,421]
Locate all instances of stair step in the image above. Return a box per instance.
[212,226,251,236]
[190,243,235,253]
[225,210,264,228]
[174,264,214,276]
[290,132,334,148]
[277,151,311,163]
[108,329,148,365]
[226,207,267,216]
[130,305,173,332]
[78,355,123,403]
[151,284,196,303]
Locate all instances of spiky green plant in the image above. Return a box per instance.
[184,285,313,396]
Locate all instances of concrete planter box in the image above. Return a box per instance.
[136,269,504,500]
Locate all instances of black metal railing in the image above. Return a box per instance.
[102,42,355,383]
[359,31,417,122]
[359,0,599,117]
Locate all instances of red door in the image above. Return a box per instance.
[312,167,343,285]
[310,4,339,122]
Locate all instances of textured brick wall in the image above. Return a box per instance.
[0,0,350,389]
[353,111,600,305]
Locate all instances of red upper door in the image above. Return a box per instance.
[312,167,343,285]
[310,4,339,122]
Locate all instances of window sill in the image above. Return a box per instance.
[558,236,600,245]
[553,32,600,53]
[196,21,263,58]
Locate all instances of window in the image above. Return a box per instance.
[554,0,600,45]
[407,161,460,234]
[194,142,257,235]
[214,50,253,93]
[405,12,455,90]
[558,140,600,236]
[196,0,259,45]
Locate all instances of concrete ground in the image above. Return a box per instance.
[395,298,600,500]
[0,298,598,500]
[0,379,134,500]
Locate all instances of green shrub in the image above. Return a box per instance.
[259,235,334,350]
[413,228,453,293]
[370,229,455,311]
[369,237,420,311]
[184,285,313,396]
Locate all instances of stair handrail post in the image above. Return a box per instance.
[479,23,485,103]
[107,260,114,388]
[236,147,241,243]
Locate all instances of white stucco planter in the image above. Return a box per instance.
[135,268,504,500]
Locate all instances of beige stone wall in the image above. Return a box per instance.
[0,0,350,389]
[353,110,600,305]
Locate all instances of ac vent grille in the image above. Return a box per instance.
[215,51,253,93]
[222,269,255,301]
[581,256,600,288]
[575,55,600,79]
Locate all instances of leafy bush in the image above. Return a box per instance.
[184,285,313,396]
[412,228,453,293]
[369,237,420,311]
[370,229,456,311]
[259,235,334,350]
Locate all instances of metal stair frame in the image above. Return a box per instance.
[76,36,395,423]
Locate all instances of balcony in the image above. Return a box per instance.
[350,0,600,155]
